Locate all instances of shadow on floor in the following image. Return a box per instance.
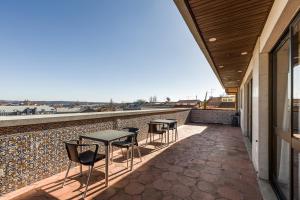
[10,124,262,200]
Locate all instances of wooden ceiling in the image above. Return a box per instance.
[185,0,274,88]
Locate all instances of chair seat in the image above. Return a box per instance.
[79,150,105,165]
[111,140,134,148]
[161,127,176,130]
[152,130,165,134]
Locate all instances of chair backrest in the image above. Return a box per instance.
[64,140,99,164]
[123,127,139,134]
[148,123,161,133]
[167,119,177,129]
[122,127,140,145]
[65,140,80,163]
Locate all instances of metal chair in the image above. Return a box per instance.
[63,140,105,198]
[162,119,178,141]
[111,127,142,168]
[146,122,166,146]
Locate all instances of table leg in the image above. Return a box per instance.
[131,136,134,170]
[105,143,109,187]
[109,143,112,165]
[167,125,170,145]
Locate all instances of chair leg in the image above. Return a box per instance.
[146,132,149,144]
[164,132,167,143]
[111,146,114,163]
[62,161,72,188]
[146,132,152,145]
[79,139,83,176]
[126,148,129,168]
[172,129,174,142]
[83,165,93,198]
[136,146,142,162]
[80,164,82,176]
[121,148,125,158]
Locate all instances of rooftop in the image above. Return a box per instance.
[3,124,261,200]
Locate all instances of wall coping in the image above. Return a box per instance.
[0,108,190,127]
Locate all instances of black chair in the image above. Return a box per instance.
[111,127,142,168]
[146,122,166,146]
[162,119,178,141]
[63,140,105,198]
[231,112,240,127]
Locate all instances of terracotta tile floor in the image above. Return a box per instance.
[3,124,262,200]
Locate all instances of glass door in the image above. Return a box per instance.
[271,13,300,200]
[271,36,291,200]
[291,17,300,200]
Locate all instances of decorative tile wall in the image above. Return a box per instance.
[0,110,190,195]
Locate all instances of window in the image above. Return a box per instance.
[270,12,300,200]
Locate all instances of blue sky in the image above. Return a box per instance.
[0,0,224,102]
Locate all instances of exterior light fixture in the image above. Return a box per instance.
[238,70,243,73]
[209,37,217,42]
[241,51,248,55]
[219,65,224,68]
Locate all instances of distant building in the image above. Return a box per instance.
[123,104,142,110]
[175,100,200,108]
[294,99,300,108]
[0,105,56,116]
[142,102,176,109]
[56,107,81,114]
[206,96,236,109]
[56,106,96,114]
[221,95,236,102]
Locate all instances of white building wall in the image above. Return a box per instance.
[239,40,260,171]
[239,87,245,135]
[258,53,270,179]
[251,42,260,171]
[239,0,300,180]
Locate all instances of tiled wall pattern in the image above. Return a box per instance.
[0,110,190,195]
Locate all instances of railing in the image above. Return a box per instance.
[0,108,190,195]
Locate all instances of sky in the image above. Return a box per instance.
[0,0,224,102]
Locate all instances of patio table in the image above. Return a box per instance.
[79,130,135,187]
[150,119,177,145]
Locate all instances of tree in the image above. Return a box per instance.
[149,96,157,103]
[149,96,153,103]
[23,99,31,106]
[109,99,114,109]
[153,96,157,102]
[135,99,146,105]
[166,97,171,102]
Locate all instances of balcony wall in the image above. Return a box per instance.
[0,108,190,195]
[190,109,235,124]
